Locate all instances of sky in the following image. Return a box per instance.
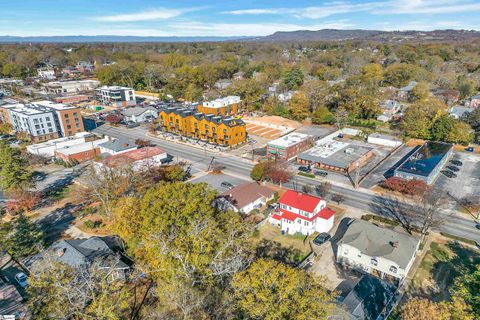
[1,0,480,37]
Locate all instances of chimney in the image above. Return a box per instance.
[124,143,129,147]
[57,248,66,257]
[390,241,399,248]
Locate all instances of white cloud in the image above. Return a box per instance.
[223,0,480,18]
[168,21,354,37]
[92,8,194,22]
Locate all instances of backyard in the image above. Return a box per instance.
[253,222,316,265]
[409,240,480,301]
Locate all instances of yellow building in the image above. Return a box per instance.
[158,106,246,146]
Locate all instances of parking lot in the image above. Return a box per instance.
[434,151,480,199]
[189,172,249,193]
[361,144,416,189]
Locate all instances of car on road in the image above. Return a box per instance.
[15,272,28,288]
[126,122,140,128]
[475,223,480,230]
[314,170,328,177]
[313,233,331,246]
[446,165,460,172]
[441,170,457,178]
[220,181,234,190]
[465,147,474,152]
[298,166,312,173]
[450,159,463,166]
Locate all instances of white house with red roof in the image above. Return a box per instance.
[269,190,335,235]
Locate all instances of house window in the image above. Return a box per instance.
[371,258,378,266]
[389,266,398,273]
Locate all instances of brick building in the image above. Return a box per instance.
[267,133,314,161]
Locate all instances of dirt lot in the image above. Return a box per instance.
[243,115,302,139]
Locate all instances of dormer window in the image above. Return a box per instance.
[371,258,378,266]
[389,266,398,273]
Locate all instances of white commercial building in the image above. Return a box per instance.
[37,68,56,80]
[96,86,136,108]
[44,80,100,95]
[367,133,402,148]
[26,132,94,157]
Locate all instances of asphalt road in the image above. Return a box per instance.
[92,124,480,243]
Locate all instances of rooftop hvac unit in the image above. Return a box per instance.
[344,148,354,154]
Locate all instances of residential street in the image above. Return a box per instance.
[92,124,480,242]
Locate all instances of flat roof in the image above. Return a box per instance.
[397,141,453,177]
[56,138,108,155]
[268,132,312,148]
[33,100,77,111]
[368,133,401,142]
[299,141,373,169]
[27,132,92,150]
[202,96,241,108]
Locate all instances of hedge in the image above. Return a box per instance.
[361,214,400,227]
[440,232,477,246]
[298,172,316,179]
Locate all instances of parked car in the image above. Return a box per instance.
[15,272,28,288]
[465,147,474,152]
[220,181,234,190]
[313,233,331,246]
[298,166,312,173]
[268,203,279,210]
[32,172,46,181]
[446,165,460,172]
[441,170,457,178]
[314,170,328,177]
[126,122,140,128]
[450,159,463,166]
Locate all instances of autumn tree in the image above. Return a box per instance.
[451,264,480,319]
[401,99,446,139]
[110,182,254,316]
[230,259,333,319]
[288,92,310,121]
[431,115,473,144]
[400,298,444,320]
[5,190,40,216]
[27,254,132,320]
[312,106,335,124]
[410,82,430,101]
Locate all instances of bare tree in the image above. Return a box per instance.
[332,194,345,205]
[370,187,449,235]
[315,182,332,198]
[83,164,139,215]
[302,184,314,194]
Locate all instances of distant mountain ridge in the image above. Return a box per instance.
[258,29,480,42]
[0,35,249,43]
[1,29,479,43]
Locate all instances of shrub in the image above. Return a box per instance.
[362,214,400,226]
[381,177,427,195]
[84,220,102,229]
[298,172,315,179]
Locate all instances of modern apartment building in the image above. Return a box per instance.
[158,106,246,147]
[1,101,85,142]
[7,104,59,142]
[96,86,136,107]
[197,96,241,116]
[43,80,100,95]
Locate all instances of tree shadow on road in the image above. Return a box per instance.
[37,202,78,245]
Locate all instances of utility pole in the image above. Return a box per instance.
[354,161,360,189]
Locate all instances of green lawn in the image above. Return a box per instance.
[253,223,315,265]
[410,241,480,301]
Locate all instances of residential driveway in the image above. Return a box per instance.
[310,217,357,291]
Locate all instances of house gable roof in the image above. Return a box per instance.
[278,190,321,213]
[339,219,419,269]
[221,182,275,210]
